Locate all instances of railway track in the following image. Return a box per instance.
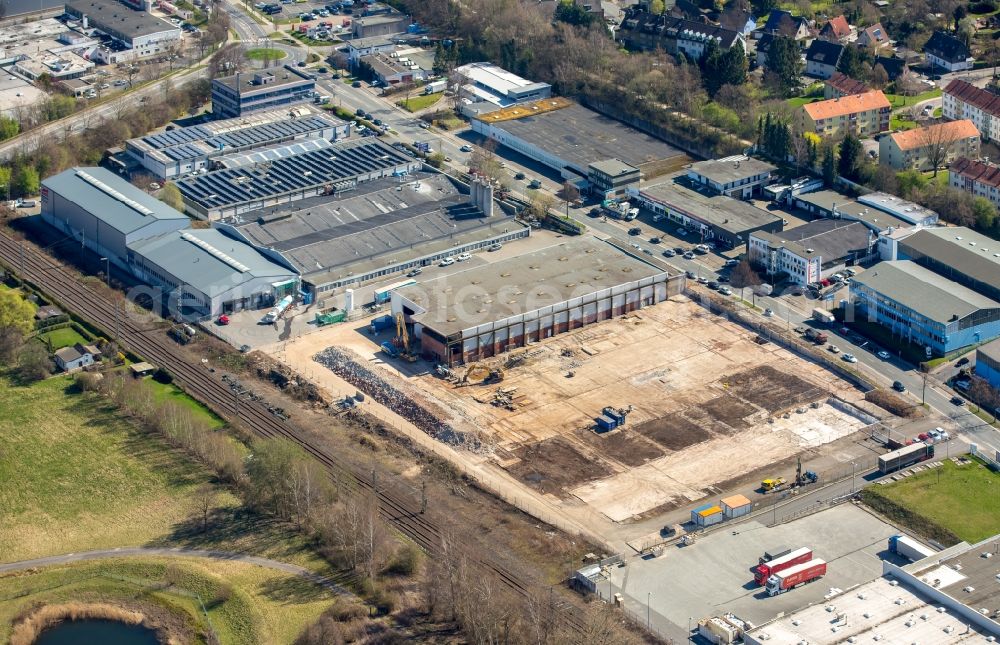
[0,231,586,633]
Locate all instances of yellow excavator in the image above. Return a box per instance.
[395,312,418,362]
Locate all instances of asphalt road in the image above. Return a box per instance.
[0,546,352,595]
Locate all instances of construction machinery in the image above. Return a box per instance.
[761,477,786,492]
[793,457,819,487]
[459,362,505,386]
[394,312,418,362]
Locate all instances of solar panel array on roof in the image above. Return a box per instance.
[216,138,333,169]
[136,115,341,163]
[176,139,413,211]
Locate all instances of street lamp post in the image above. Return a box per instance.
[647,592,650,631]
[851,461,857,493]
[100,256,110,289]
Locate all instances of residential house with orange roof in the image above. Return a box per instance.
[856,22,890,51]
[819,15,853,43]
[796,90,891,139]
[878,119,980,171]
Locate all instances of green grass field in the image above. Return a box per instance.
[245,47,286,61]
[865,458,1000,544]
[0,557,341,645]
[0,375,239,561]
[38,326,90,350]
[887,87,942,110]
[397,92,443,112]
[142,376,225,429]
[890,114,917,130]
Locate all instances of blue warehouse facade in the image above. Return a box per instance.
[850,260,1000,356]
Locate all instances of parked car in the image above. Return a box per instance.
[877,350,891,360]
[893,381,906,392]
[628,227,642,235]
[217,315,230,325]
[718,286,732,296]
[707,281,719,290]
[724,258,739,267]
[683,252,695,259]
[488,243,502,252]
[460,144,473,152]
[794,326,807,334]
[676,227,687,236]
[406,268,422,277]
[514,171,526,180]
[841,353,857,363]
[685,270,696,279]
[456,252,471,261]
[956,356,969,366]
[828,345,840,353]
[697,276,708,284]
[763,308,773,317]
[352,80,362,88]
[649,236,660,244]
[951,396,965,406]
[662,249,676,257]
[439,256,455,266]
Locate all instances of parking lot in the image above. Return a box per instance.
[608,504,899,641]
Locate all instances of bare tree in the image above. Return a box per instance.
[729,259,762,302]
[194,483,217,533]
[919,124,956,176]
[969,376,1000,420]
[124,64,141,89]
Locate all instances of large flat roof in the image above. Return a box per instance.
[900,226,1000,294]
[129,108,343,164]
[396,238,666,336]
[795,189,911,231]
[232,173,504,283]
[688,155,776,185]
[637,175,782,234]
[128,228,295,297]
[43,167,189,234]
[754,219,872,261]
[852,260,1000,324]
[175,138,416,213]
[913,534,1000,614]
[746,576,993,644]
[212,66,314,95]
[65,0,179,39]
[455,62,548,96]
[478,100,683,172]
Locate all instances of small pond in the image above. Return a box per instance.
[34,619,160,645]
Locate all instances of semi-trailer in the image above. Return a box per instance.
[878,443,934,474]
[753,547,812,586]
[765,558,827,596]
[888,534,936,562]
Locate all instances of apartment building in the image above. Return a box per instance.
[949,157,1000,208]
[878,120,980,171]
[942,79,1000,142]
[797,90,891,138]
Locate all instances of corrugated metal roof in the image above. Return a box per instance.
[720,494,752,508]
[697,505,723,517]
[901,226,1000,293]
[43,167,188,235]
[853,260,1000,324]
[127,229,296,297]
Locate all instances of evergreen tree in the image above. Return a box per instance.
[838,132,864,181]
[765,36,803,97]
[822,143,837,186]
[703,41,748,96]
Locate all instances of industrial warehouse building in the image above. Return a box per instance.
[175,138,420,220]
[390,238,681,366]
[128,228,298,317]
[745,535,1000,643]
[41,166,190,269]
[896,226,1000,303]
[120,108,350,180]
[64,0,181,62]
[748,219,876,285]
[850,260,1000,355]
[220,172,529,298]
[628,174,783,249]
[40,167,298,317]
[211,67,316,119]
[686,155,777,199]
[470,98,685,182]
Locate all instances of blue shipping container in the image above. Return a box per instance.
[596,415,618,431]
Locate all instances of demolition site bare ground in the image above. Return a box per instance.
[278,295,872,525]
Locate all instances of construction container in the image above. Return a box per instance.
[691,504,724,527]
[595,415,618,432]
[720,494,753,519]
[369,315,394,334]
[603,406,626,425]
